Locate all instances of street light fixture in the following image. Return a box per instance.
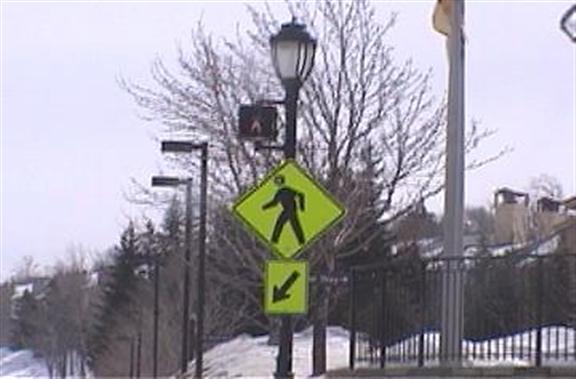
[270,18,316,84]
[270,18,316,160]
[269,18,316,379]
[160,141,208,379]
[151,176,187,187]
[151,175,194,377]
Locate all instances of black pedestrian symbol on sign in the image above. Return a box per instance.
[262,175,306,245]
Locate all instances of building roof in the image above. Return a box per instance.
[563,196,576,210]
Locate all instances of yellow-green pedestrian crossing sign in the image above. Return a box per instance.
[264,260,308,314]
[232,160,346,259]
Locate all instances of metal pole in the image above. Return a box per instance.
[274,78,299,379]
[195,143,208,379]
[283,79,298,159]
[418,261,427,367]
[348,269,356,371]
[136,329,142,379]
[153,257,160,378]
[129,337,135,378]
[379,270,386,369]
[440,0,465,367]
[181,179,193,375]
[535,258,544,367]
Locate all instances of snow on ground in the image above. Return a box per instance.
[197,326,574,378]
[356,326,575,369]
[0,347,91,378]
[2,326,573,378]
[196,326,350,378]
[0,347,50,378]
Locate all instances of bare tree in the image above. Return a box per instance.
[12,255,41,281]
[122,0,501,374]
[528,173,564,200]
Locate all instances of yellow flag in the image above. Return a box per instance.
[433,0,452,36]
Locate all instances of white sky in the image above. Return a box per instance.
[1,0,575,279]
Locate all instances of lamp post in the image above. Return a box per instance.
[440,0,465,366]
[269,18,316,379]
[151,175,194,376]
[152,251,160,378]
[160,141,208,379]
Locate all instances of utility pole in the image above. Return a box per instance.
[440,0,465,366]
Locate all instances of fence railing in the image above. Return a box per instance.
[348,254,576,369]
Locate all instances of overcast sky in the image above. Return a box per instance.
[1,0,575,280]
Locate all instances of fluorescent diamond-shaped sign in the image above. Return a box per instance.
[561,4,576,42]
[232,160,346,259]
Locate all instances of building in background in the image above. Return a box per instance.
[493,188,530,245]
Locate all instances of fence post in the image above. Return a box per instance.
[349,269,356,371]
[571,255,576,362]
[379,269,386,369]
[535,258,544,367]
[418,261,426,367]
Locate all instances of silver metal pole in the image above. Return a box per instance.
[181,179,193,374]
[195,143,208,379]
[440,0,465,366]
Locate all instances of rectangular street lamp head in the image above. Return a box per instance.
[151,176,183,187]
[161,141,195,153]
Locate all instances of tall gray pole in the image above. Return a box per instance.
[181,179,193,374]
[195,143,208,379]
[440,0,465,366]
[153,258,160,378]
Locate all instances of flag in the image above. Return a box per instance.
[433,0,452,36]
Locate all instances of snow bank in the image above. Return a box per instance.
[0,347,50,378]
[198,326,350,378]
[197,326,574,377]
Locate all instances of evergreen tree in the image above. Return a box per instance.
[10,290,43,351]
[89,221,142,376]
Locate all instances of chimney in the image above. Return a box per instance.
[494,188,530,245]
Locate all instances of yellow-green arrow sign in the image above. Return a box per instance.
[232,160,346,259]
[264,260,308,314]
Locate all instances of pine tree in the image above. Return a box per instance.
[89,221,142,376]
[10,290,42,350]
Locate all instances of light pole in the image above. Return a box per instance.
[152,252,160,378]
[269,18,316,379]
[160,141,208,379]
[440,0,465,366]
[151,175,194,376]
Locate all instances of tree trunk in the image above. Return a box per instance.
[60,354,67,379]
[312,278,328,376]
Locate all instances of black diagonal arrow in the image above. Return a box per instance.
[272,271,300,303]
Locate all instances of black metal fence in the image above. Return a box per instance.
[348,254,576,369]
